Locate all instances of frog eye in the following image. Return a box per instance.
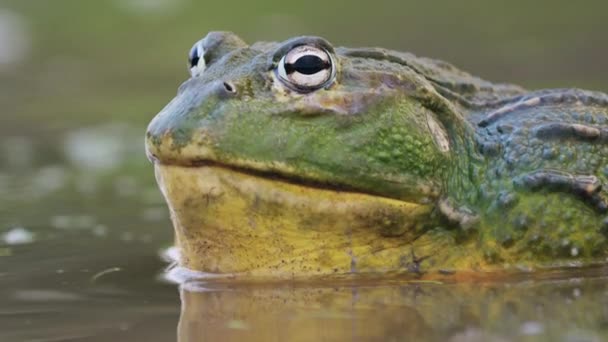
[277,45,335,92]
[188,40,206,77]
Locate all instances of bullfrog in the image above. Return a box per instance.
[146,31,608,279]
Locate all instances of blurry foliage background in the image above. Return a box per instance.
[1,0,607,136]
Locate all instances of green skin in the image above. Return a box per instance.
[147,32,608,269]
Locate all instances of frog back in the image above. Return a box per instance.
[468,89,608,264]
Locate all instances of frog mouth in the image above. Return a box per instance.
[185,159,385,197]
[147,151,363,195]
[147,149,438,206]
[153,162,436,278]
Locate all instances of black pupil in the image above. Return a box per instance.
[189,46,200,68]
[286,55,329,75]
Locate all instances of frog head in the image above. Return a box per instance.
[145,32,478,277]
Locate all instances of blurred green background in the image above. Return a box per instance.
[1,0,607,135]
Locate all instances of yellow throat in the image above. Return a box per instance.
[155,164,440,279]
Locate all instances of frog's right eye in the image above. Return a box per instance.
[277,45,336,93]
[188,41,206,77]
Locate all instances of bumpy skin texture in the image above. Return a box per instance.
[470,91,608,264]
[146,32,608,278]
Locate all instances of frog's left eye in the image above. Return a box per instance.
[277,45,335,92]
[188,40,206,77]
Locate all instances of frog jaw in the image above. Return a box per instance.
[155,163,441,278]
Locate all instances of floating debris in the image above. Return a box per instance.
[91,267,122,282]
[2,227,34,245]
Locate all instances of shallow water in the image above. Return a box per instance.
[0,126,607,342]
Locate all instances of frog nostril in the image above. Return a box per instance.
[223,81,236,94]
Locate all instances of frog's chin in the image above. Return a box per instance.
[154,163,439,278]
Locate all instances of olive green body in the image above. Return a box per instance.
[466,90,608,263]
[146,32,608,277]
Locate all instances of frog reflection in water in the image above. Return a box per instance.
[146,31,608,278]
